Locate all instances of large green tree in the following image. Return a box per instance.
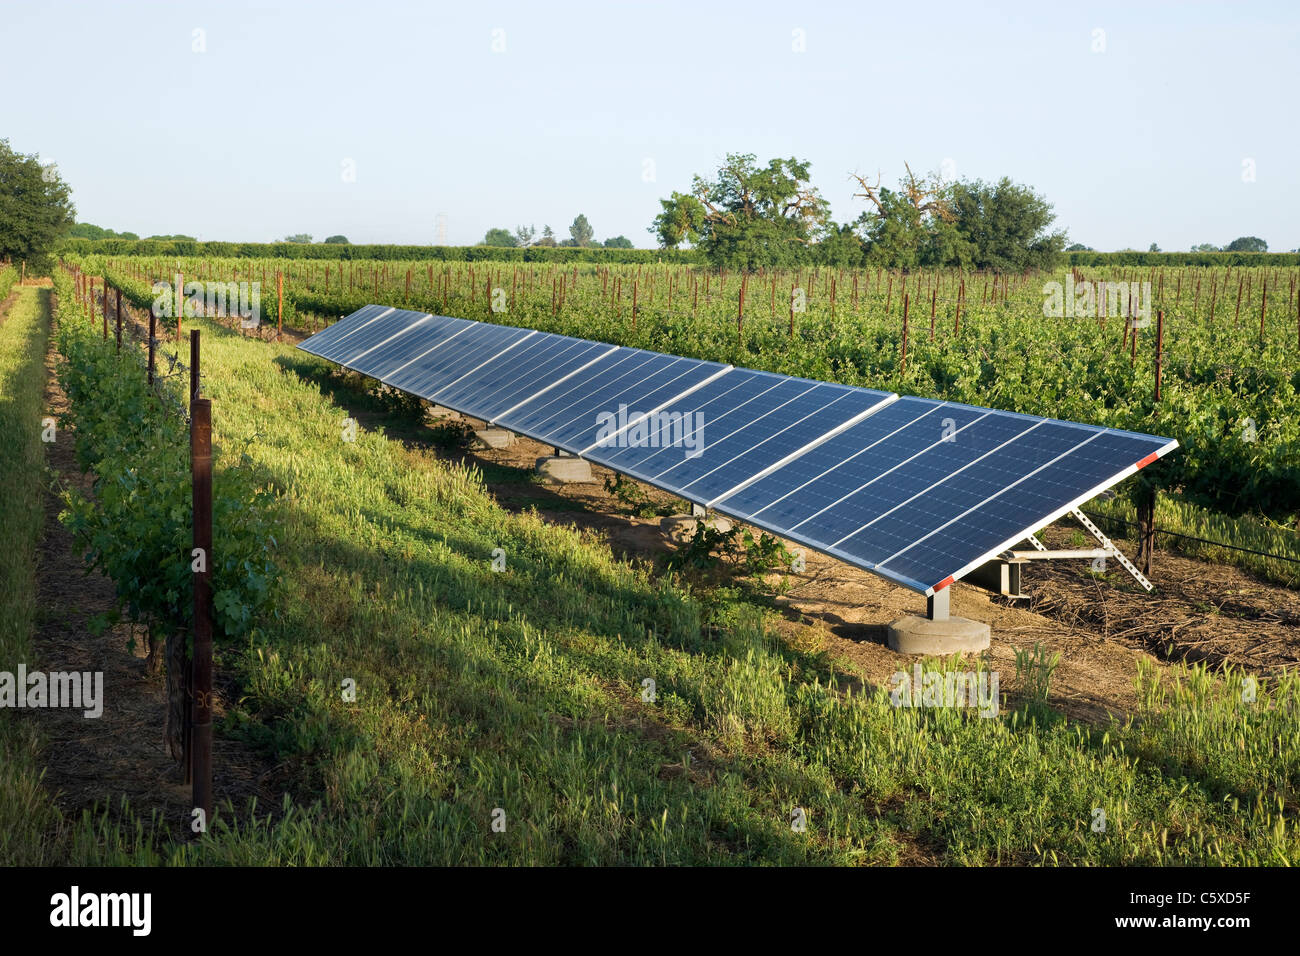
[948,177,1066,271]
[568,213,594,247]
[650,153,829,270]
[1225,236,1267,252]
[852,165,964,269]
[481,227,518,247]
[0,139,75,269]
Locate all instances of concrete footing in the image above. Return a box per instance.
[474,428,514,450]
[536,456,594,483]
[887,615,991,655]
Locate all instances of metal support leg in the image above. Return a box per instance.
[1071,508,1153,592]
[691,503,706,518]
[927,588,950,621]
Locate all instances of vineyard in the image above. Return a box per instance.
[74,253,1300,582]
[0,257,1296,868]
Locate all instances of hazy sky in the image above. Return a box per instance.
[3,0,1295,251]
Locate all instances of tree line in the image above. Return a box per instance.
[650,153,1074,272]
[480,214,633,250]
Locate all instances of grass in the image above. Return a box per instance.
[0,286,64,864]
[1088,494,1300,587]
[7,294,1300,865]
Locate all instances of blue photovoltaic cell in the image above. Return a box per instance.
[298,304,392,356]
[309,308,421,364]
[717,397,1173,592]
[497,348,726,451]
[589,376,893,504]
[303,305,399,360]
[298,305,1178,594]
[584,369,787,478]
[875,429,1170,589]
[385,322,534,399]
[343,314,473,381]
[434,332,616,423]
[716,397,982,533]
[314,308,429,364]
[826,418,1092,571]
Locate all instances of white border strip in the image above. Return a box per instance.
[418,330,539,397]
[703,392,900,509]
[735,399,945,523]
[379,320,476,381]
[577,362,736,456]
[337,314,433,367]
[489,343,622,423]
[308,306,394,357]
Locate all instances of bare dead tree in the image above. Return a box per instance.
[852,163,956,222]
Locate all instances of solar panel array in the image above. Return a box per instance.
[300,306,1177,596]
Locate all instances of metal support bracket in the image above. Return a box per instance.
[691,503,707,518]
[1071,508,1153,592]
[1023,533,1048,552]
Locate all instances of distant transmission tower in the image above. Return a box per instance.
[436,213,448,246]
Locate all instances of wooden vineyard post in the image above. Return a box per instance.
[115,288,122,353]
[929,287,937,341]
[190,393,214,828]
[20,260,25,286]
[900,293,910,377]
[277,270,284,336]
[148,305,156,386]
[1260,285,1268,345]
[1139,308,1164,577]
[191,329,201,402]
[1154,310,1164,402]
[89,278,95,325]
[632,280,638,331]
[737,271,746,336]
[789,284,795,338]
[102,278,108,339]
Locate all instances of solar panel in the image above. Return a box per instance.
[875,426,1174,591]
[312,308,424,364]
[583,370,894,504]
[339,314,474,381]
[384,322,534,399]
[298,306,1178,596]
[435,332,617,423]
[713,398,1175,593]
[298,304,393,357]
[495,347,729,453]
